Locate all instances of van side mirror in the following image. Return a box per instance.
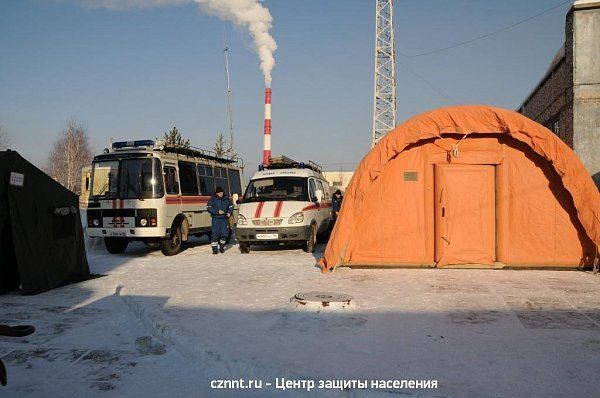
[315,190,323,203]
[236,198,243,205]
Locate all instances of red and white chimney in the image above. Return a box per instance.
[262,88,272,165]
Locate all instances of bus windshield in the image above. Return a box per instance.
[243,177,308,203]
[91,158,164,199]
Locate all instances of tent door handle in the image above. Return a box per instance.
[442,207,445,217]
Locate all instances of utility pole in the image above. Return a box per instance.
[372,0,396,147]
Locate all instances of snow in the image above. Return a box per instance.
[1,236,600,397]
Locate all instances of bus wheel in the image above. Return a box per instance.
[160,227,182,256]
[303,225,316,253]
[239,242,250,254]
[105,238,129,254]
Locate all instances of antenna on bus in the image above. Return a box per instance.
[223,30,235,155]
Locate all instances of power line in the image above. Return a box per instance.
[396,59,460,104]
[398,0,571,58]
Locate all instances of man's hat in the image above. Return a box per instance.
[334,189,342,195]
[215,186,224,194]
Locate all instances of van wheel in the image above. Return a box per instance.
[160,226,182,256]
[105,238,129,254]
[239,242,250,254]
[303,225,316,253]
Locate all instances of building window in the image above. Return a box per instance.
[553,120,560,136]
[333,181,343,187]
[547,118,560,136]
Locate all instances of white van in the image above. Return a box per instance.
[235,156,332,253]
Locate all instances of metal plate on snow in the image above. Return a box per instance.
[294,292,353,303]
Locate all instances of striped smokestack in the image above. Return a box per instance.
[262,88,272,165]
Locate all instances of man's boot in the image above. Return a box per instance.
[212,244,219,255]
[219,241,225,254]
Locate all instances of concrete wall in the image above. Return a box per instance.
[322,171,355,193]
[572,1,600,185]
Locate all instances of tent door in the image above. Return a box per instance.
[434,164,496,266]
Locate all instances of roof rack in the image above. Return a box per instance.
[265,156,322,173]
[109,139,244,168]
[159,142,243,167]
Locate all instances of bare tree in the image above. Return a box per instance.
[0,125,10,150]
[47,119,92,194]
[213,132,237,159]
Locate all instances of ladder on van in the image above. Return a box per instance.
[267,156,322,173]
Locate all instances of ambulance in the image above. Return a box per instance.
[86,139,244,256]
[235,156,332,253]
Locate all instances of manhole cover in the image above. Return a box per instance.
[291,291,354,311]
[294,292,353,302]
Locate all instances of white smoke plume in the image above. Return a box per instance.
[77,0,277,87]
[194,1,277,87]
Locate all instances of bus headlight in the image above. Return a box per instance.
[288,212,304,224]
[92,219,100,227]
[140,218,148,227]
[237,214,247,225]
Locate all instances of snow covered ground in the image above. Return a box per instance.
[1,237,600,397]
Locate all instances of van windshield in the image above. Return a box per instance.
[243,177,308,203]
[91,158,164,199]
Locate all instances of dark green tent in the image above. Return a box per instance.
[0,150,90,294]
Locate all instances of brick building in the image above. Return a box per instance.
[517,0,600,186]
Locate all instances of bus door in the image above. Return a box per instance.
[198,164,216,228]
[178,161,202,230]
[163,163,181,225]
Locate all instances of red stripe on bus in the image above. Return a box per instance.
[165,195,210,205]
[274,201,283,217]
[165,195,181,205]
[255,202,265,218]
[180,196,210,202]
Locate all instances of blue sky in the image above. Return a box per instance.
[1,0,571,171]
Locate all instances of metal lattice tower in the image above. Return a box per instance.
[372,0,396,147]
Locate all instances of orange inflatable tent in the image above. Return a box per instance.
[320,105,600,271]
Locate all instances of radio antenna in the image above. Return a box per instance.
[223,30,235,154]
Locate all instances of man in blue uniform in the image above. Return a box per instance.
[207,186,233,254]
[332,189,343,224]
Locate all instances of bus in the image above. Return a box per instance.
[86,139,244,256]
